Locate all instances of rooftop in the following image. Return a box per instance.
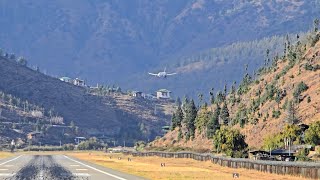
[157,89,171,93]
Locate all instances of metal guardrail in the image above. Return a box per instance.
[124,151,320,179]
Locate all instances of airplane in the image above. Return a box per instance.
[148,68,177,78]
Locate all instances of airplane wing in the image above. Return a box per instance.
[166,73,177,76]
[148,73,158,76]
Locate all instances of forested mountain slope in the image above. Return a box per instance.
[0,0,319,97]
[151,27,320,151]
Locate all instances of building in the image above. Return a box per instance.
[156,89,171,99]
[27,132,43,142]
[73,78,86,86]
[74,137,86,145]
[59,77,73,83]
[143,93,157,100]
[132,91,143,97]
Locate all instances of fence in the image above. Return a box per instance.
[124,151,320,179]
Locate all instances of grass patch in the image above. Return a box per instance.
[66,151,306,180]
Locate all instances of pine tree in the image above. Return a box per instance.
[175,105,183,128]
[185,99,197,140]
[220,102,230,125]
[286,100,299,124]
[209,88,215,105]
[206,104,220,138]
[171,112,177,131]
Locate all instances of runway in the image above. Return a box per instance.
[0,155,144,180]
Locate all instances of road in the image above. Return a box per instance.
[0,155,145,180]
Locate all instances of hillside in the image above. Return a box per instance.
[0,0,319,98]
[0,56,173,145]
[151,29,320,151]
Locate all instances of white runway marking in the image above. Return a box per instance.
[64,155,127,180]
[70,164,80,167]
[4,165,13,167]
[0,173,15,176]
[73,173,90,177]
[0,169,8,171]
[0,155,22,166]
[76,169,88,171]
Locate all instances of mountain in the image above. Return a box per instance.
[0,0,319,98]
[0,56,174,145]
[151,30,320,151]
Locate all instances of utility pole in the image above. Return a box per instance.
[123,140,126,148]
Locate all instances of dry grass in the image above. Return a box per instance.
[67,151,307,180]
[0,152,15,159]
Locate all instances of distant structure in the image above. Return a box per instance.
[74,137,86,145]
[59,77,73,83]
[156,89,171,99]
[73,78,86,86]
[59,77,86,87]
[131,91,143,98]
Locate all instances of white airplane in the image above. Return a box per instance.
[148,68,177,78]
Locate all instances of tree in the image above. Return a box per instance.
[170,112,177,131]
[17,57,27,66]
[206,104,220,138]
[286,100,299,124]
[314,18,319,32]
[213,126,248,158]
[184,99,197,140]
[263,134,283,150]
[304,121,320,146]
[220,102,230,125]
[175,105,183,128]
[195,107,211,132]
[209,88,215,105]
[293,82,308,103]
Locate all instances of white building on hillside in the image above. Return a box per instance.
[156,89,171,99]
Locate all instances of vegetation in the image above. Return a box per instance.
[304,121,320,146]
[213,126,248,158]
[293,82,308,103]
[77,137,106,150]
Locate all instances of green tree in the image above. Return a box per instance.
[184,99,197,140]
[195,108,212,132]
[263,134,283,150]
[293,81,308,103]
[213,126,248,158]
[304,121,320,146]
[206,104,220,138]
[220,102,230,125]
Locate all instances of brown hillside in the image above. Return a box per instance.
[152,36,320,150]
[0,57,172,142]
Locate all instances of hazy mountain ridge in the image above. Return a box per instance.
[0,56,173,144]
[0,0,319,98]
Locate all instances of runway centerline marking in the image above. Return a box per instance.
[64,155,127,180]
[0,169,8,171]
[0,155,22,166]
[70,165,80,167]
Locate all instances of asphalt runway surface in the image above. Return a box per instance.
[0,155,144,180]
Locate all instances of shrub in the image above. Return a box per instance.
[213,126,248,158]
[272,110,281,119]
[77,137,105,150]
[293,82,308,102]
